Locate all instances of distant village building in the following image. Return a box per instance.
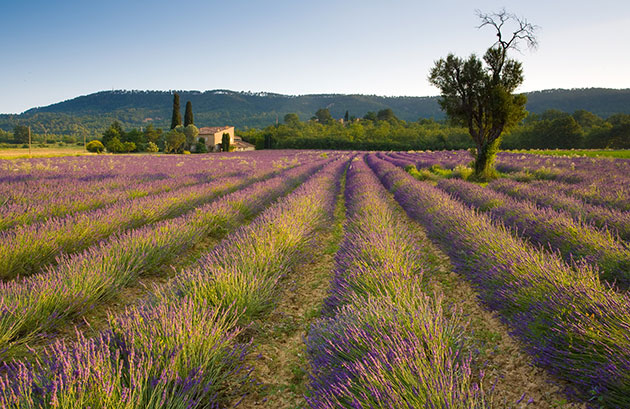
[197,126,255,152]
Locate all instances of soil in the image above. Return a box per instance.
[234,176,346,409]
[414,227,586,409]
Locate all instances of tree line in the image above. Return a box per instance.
[237,107,630,152]
[2,107,628,153]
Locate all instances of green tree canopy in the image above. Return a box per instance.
[184,124,199,149]
[143,124,162,144]
[284,113,300,127]
[165,128,186,153]
[314,108,333,125]
[429,9,537,180]
[106,136,125,153]
[102,121,123,147]
[13,125,29,144]
[363,111,377,121]
[377,108,398,123]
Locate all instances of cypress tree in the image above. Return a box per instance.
[170,93,182,129]
[184,101,194,126]
[222,133,230,152]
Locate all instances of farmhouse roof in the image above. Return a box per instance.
[198,126,232,134]
[233,140,255,149]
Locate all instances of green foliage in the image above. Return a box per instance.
[429,9,535,180]
[102,121,123,147]
[184,124,199,150]
[314,108,334,124]
[184,101,194,127]
[194,141,208,153]
[605,114,630,148]
[86,140,105,153]
[123,128,145,151]
[452,164,474,180]
[376,108,398,123]
[363,111,377,121]
[170,93,182,129]
[165,128,186,153]
[62,135,77,144]
[106,136,125,153]
[284,113,300,126]
[13,125,29,144]
[143,124,162,144]
[146,141,159,153]
[240,110,472,151]
[405,165,439,181]
[123,141,136,152]
[3,89,630,139]
[221,133,231,152]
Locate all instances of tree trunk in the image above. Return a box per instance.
[473,137,502,181]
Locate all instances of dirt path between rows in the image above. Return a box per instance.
[234,175,346,409]
[415,227,586,409]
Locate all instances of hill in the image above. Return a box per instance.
[1,88,630,136]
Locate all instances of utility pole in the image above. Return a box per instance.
[28,126,32,157]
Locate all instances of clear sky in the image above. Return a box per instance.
[1,0,629,113]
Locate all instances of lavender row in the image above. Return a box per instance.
[306,156,488,408]
[489,178,630,242]
[0,157,347,408]
[0,155,319,280]
[383,150,630,233]
[0,159,328,359]
[0,150,325,184]
[436,178,630,289]
[534,178,630,212]
[395,151,630,200]
[367,154,630,408]
[0,169,221,232]
[0,151,323,230]
[158,157,346,320]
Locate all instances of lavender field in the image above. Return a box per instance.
[0,150,628,409]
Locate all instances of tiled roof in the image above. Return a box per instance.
[233,140,255,148]
[198,126,232,134]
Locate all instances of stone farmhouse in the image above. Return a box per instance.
[197,126,255,152]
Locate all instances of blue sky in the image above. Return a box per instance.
[1,0,629,113]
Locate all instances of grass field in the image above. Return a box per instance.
[0,145,92,159]
[510,148,630,158]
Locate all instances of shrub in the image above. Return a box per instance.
[146,141,159,153]
[86,140,105,153]
[123,141,136,153]
[452,165,473,180]
[106,137,124,153]
[405,164,438,181]
[194,141,208,153]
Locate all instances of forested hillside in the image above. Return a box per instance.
[1,88,629,137]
